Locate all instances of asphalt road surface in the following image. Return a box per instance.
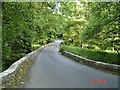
[22,41,119,88]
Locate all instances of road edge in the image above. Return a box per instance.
[0,45,46,88]
[61,51,120,76]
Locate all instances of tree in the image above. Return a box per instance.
[81,2,120,54]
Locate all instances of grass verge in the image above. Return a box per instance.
[61,45,119,65]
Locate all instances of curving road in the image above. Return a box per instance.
[21,41,119,88]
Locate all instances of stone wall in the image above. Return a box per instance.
[0,45,45,88]
[61,51,120,75]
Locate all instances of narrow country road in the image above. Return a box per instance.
[21,41,119,88]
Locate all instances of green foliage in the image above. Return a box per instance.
[2,2,120,71]
[2,2,68,71]
[2,2,34,71]
[62,2,120,57]
[32,44,41,51]
[80,2,120,54]
[63,2,88,46]
[33,7,68,44]
[62,46,119,65]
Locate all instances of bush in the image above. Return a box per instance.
[61,46,119,65]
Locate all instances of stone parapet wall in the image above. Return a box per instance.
[61,51,120,75]
[0,46,45,88]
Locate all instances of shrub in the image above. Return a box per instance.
[61,46,119,65]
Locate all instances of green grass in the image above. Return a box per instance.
[61,46,119,65]
[32,44,41,51]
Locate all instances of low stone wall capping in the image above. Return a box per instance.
[62,51,120,75]
[0,45,45,86]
